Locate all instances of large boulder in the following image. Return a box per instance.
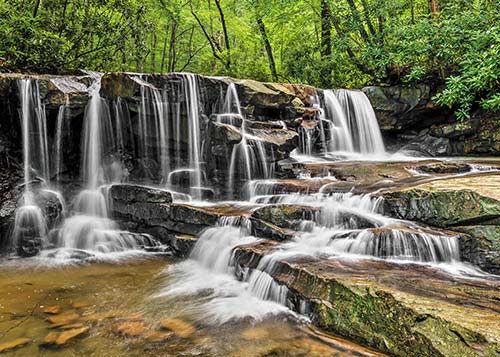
[362,84,452,132]
[381,174,500,227]
[208,121,242,145]
[454,225,500,274]
[247,127,299,162]
[236,80,296,110]
[398,134,451,156]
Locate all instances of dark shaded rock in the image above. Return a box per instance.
[251,204,318,230]
[430,121,476,139]
[398,135,450,156]
[413,163,471,174]
[208,122,242,145]
[109,184,173,204]
[190,187,215,201]
[249,218,295,241]
[172,234,198,257]
[34,189,65,228]
[362,84,452,132]
[454,225,500,274]
[247,128,299,162]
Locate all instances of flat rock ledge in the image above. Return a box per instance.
[378,173,500,273]
[233,241,500,357]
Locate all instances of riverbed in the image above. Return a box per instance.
[0,256,383,356]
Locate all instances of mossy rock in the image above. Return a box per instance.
[381,174,500,227]
[233,243,500,356]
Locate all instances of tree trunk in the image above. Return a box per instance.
[214,0,231,69]
[345,0,371,43]
[320,0,332,59]
[168,22,178,72]
[161,31,168,73]
[256,17,278,82]
[360,0,376,36]
[429,0,439,18]
[151,33,157,72]
[33,0,41,17]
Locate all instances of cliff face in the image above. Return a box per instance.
[1,72,499,253]
[363,84,500,156]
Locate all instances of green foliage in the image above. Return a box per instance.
[1,0,499,120]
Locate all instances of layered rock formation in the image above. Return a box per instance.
[363,84,500,156]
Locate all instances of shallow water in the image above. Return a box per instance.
[0,257,383,356]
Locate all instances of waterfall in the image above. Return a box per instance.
[336,89,385,154]
[134,74,204,199]
[329,228,461,262]
[219,83,269,197]
[11,80,51,254]
[248,189,462,264]
[53,103,67,181]
[137,80,169,181]
[181,74,203,197]
[18,80,50,192]
[300,89,386,157]
[321,90,354,153]
[56,75,156,253]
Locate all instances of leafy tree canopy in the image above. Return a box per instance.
[1,0,499,118]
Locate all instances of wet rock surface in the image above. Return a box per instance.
[363,84,500,156]
[233,242,500,357]
[380,173,500,227]
[379,173,500,273]
[454,225,500,274]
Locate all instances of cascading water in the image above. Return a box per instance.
[133,74,205,199]
[297,89,386,158]
[7,72,490,337]
[336,89,385,154]
[157,217,292,324]
[11,80,51,255]
[320,90,354,153]
[217,83,269,197]
[54,76,157,254]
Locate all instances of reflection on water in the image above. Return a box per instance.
[0,257,382,356]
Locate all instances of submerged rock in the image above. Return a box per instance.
[159,318,196,338]
[55,327,89,345]
[47,312,80,327]
[116,321,146,337]
[0,337,31,353]
[43,305,62,315]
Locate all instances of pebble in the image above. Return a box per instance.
[0,338,31,353]
[159,318,196,338]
